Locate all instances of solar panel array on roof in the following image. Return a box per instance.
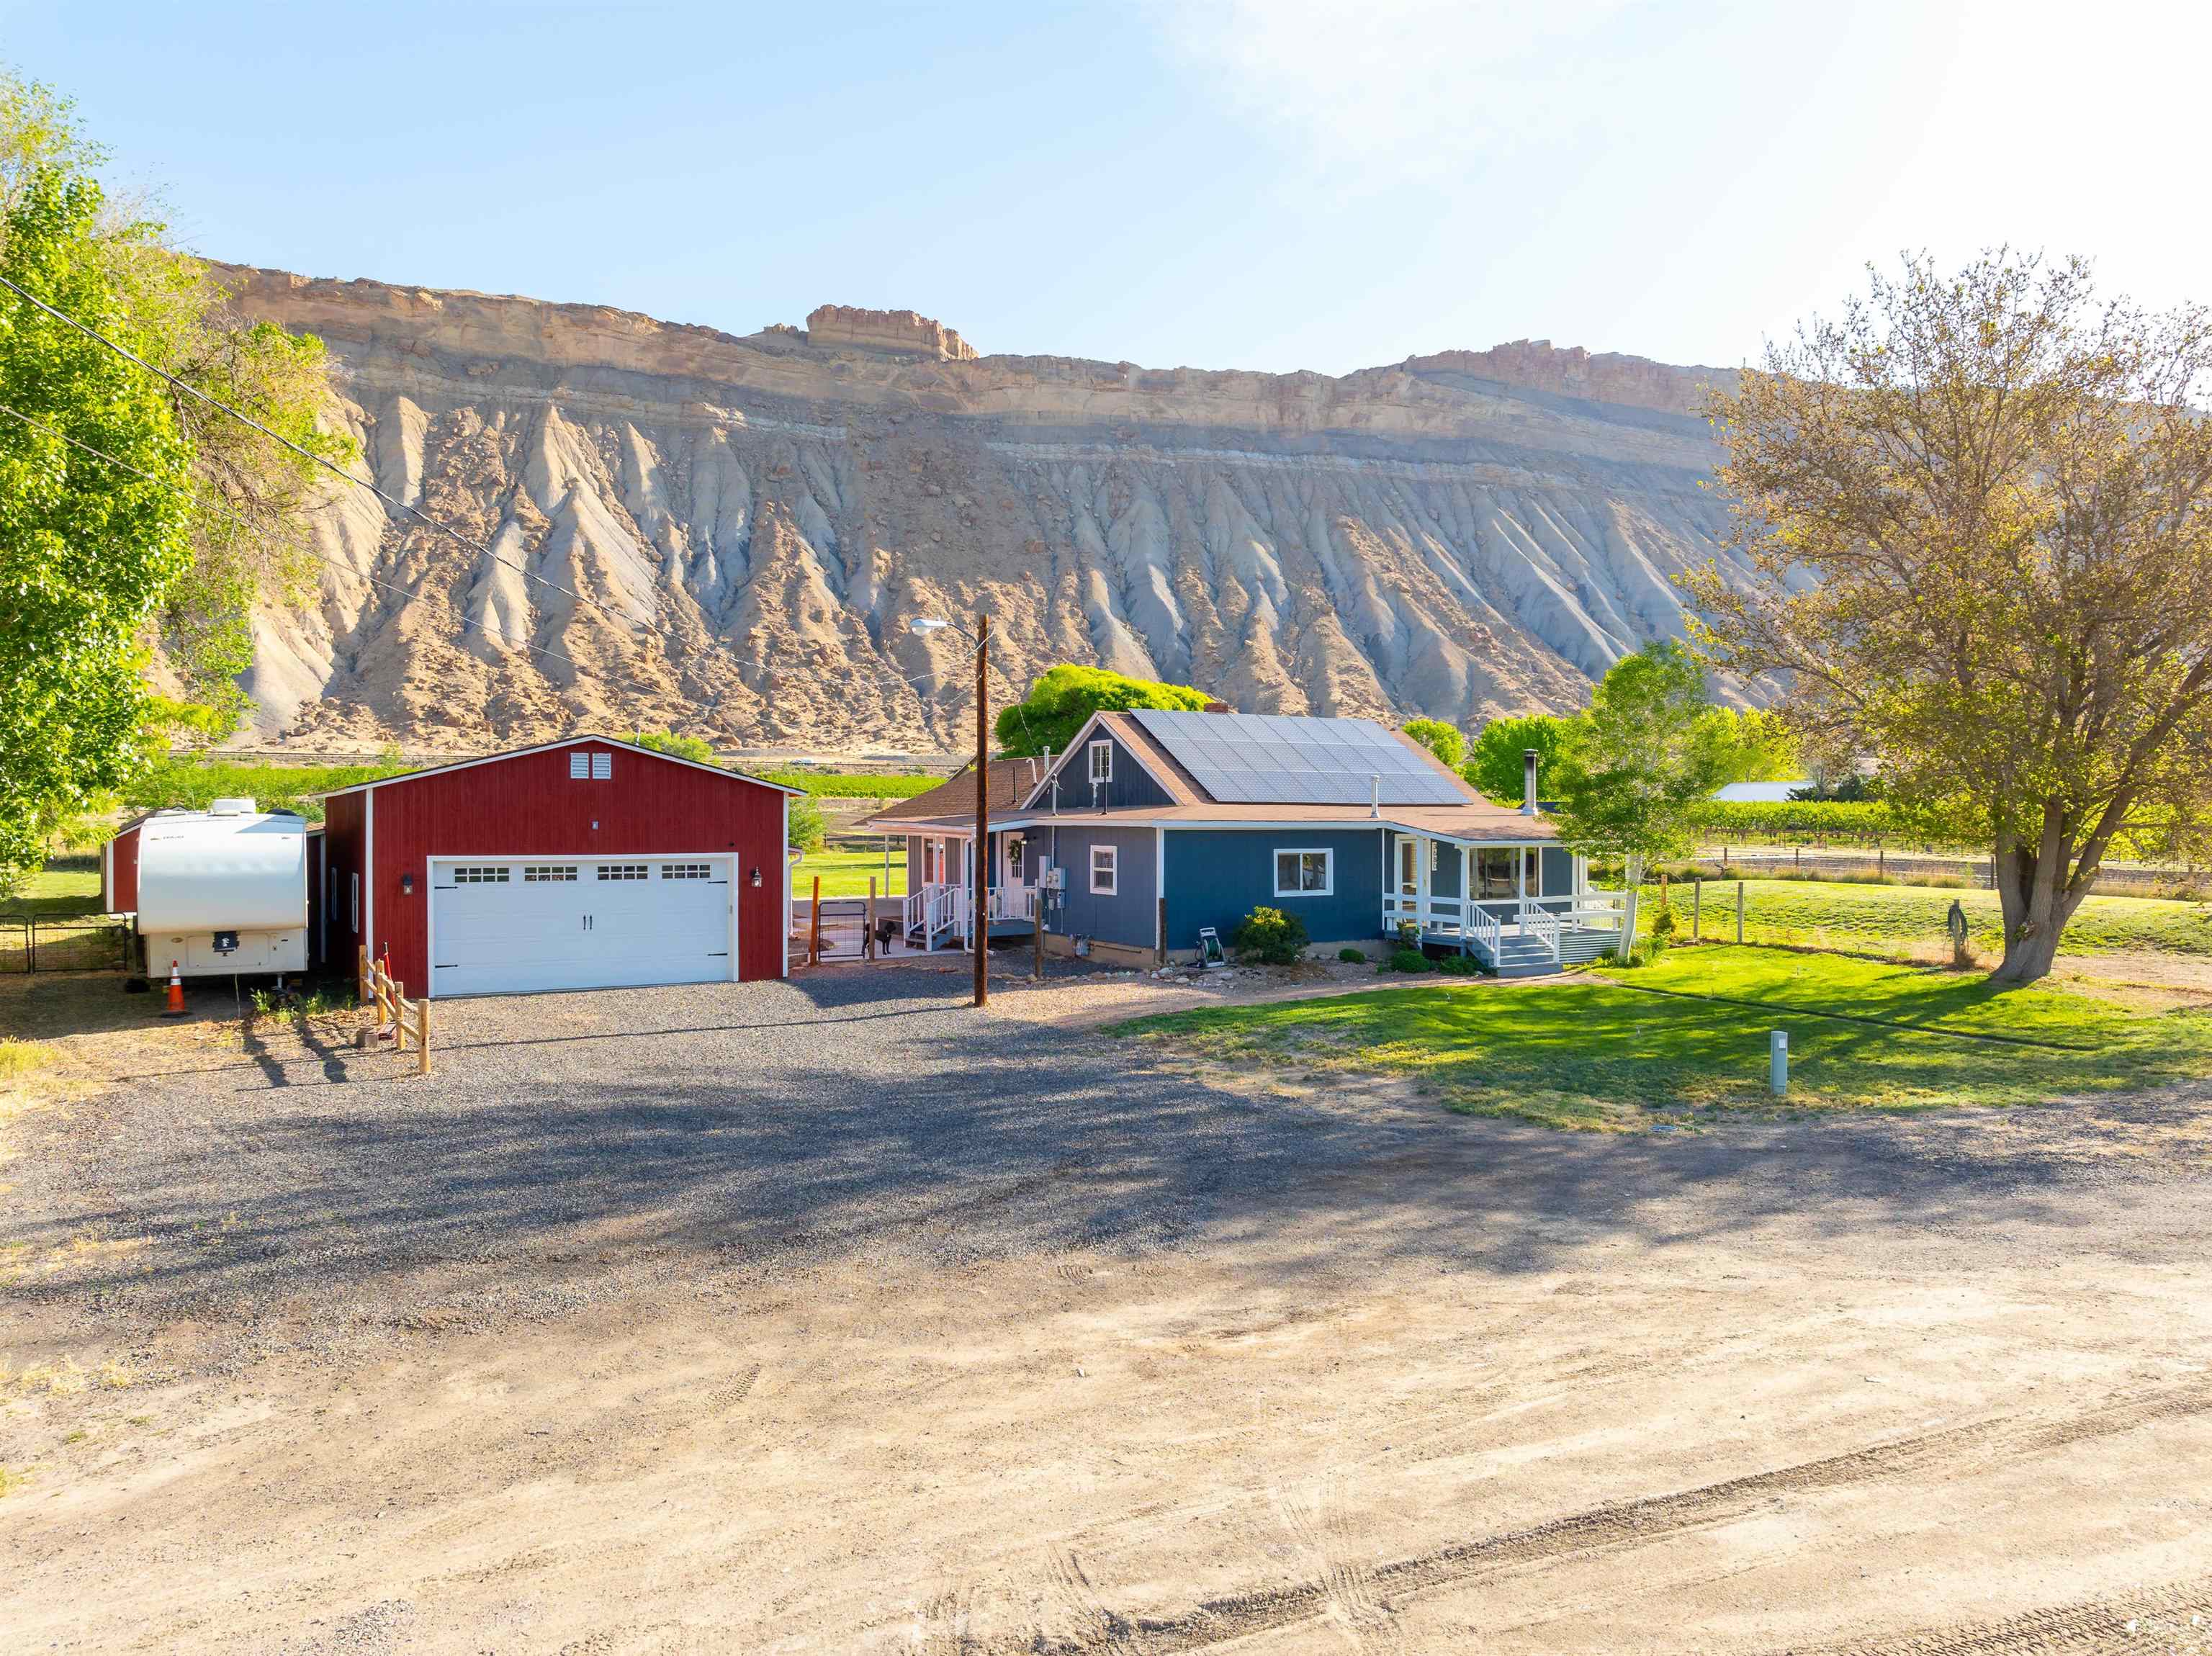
[1129,710,1467,806]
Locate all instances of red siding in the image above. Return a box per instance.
[104,824,141,914]
[360,742,788,994]
[323,792,367,974]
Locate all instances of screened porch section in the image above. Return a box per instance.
[901,829,1037,952]
[1380,835,1626,973]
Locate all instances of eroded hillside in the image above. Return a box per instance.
[217,265,1749,755]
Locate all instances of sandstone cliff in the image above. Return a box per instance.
[215,264,1752,756]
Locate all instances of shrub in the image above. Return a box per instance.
[1435,953,1480,975]
[1649,903,1678,938]
[1231,906,1309,966]
[1337,947,1370,963]
[1386,947,1430,973]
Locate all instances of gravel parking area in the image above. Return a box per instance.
[5,964,2212,1652]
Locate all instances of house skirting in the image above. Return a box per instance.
[1040,930,1159,971]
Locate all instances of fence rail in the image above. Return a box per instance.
[0,917,131,973]
[1702,845,2208,900]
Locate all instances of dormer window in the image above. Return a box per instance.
[1088,740,1112,786]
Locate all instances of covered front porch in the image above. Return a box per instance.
[1381,830,1627,975]
[900,827,1039,952]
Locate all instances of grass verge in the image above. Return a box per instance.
[1110,945,2212,1131]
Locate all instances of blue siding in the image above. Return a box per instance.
[1541,846,1573,897]
[1164,829,1386,955]
[1035,824,1158,950]
[1033,729,1173,811]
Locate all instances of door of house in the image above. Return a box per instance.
[1396,837,1419,899]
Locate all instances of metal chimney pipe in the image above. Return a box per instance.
[1370,775,1381,819]
[1522,749,1539,816]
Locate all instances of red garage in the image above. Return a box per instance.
[318,736,800,998]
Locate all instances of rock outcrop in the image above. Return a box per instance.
[805,304,976,361]
[213,264,1755,755]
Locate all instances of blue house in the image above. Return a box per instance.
[861,710,1624,975]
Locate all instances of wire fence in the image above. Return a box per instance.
[1699,846,2210,901]
[0,917,132,973]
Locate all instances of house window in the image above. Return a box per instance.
[1088,740,1112,786]
[661,863,711,880]
[451,865,511,884]
[570,751,613,780]
[597,863,648,881]
[1089,844,1118,894]
[1478,848,1520,899]
[1274,848,1333,896]
[524,864,578,883]
[593,752,612,780]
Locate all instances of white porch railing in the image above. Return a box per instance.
[903,881,1039,949]
[1385,891,1629,966]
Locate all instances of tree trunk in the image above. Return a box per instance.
[1988,822,2091,985]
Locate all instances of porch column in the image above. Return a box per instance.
[1515,841,1527,930]
[1416,834,1431,932]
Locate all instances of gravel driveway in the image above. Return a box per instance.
[6,964,2212,1652]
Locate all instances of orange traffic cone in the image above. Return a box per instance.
[161,960,185,1017]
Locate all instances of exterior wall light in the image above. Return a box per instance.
[401,873,415,896]
[750,867,763,887]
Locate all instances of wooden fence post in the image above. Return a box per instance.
[392,981,408,1050]
[1737,880,1746,944]
[809,876,822,967]
[1156,897,1167,968]
[416,999,431,1075]
[1692,879,1701,942]
[867,876,877,960]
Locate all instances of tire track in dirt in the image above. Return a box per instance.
[1016,1379,2212,1653]
[1779,1576,2212,1653]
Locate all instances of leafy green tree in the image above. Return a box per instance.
[1693,706,1800,786]
[1547,643,1730,958]
[992,664,1211,756]
[1399,718,1464,768]
[0,73,341,892]
[1462,712,1575,805]
[788,794,826,852]
[1690,251,2212,983]
[622,729,718,765]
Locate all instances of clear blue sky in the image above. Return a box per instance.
[6,0,2199,374]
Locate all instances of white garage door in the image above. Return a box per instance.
[430,858,734,996]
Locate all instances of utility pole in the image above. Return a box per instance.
[974,613,990,1009]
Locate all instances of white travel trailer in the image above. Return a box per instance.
[130,799,310,978]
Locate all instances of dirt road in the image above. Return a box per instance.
[4,967,2211,1652]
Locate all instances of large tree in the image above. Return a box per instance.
[1689,252,2212,984]
[1548,642,1730,958]
[0,73,341,890]
[992,664,1211,756]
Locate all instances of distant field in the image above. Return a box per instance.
[0,865,105,919]
[791,848,907,899]
[760,772,943,799]
[1635,877,2212,960]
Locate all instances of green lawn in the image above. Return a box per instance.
[1111,945,2212,1131]
[791,847,907,899]
[0,864,104,919]
[1643,878,2212,960]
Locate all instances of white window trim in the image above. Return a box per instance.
[1273,847,1335,898]
[1088,739,1113,785]
[1089,844,1118,894]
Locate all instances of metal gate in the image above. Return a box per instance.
[0,917,132,973]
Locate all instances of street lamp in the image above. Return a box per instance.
[910,613,992,1008]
